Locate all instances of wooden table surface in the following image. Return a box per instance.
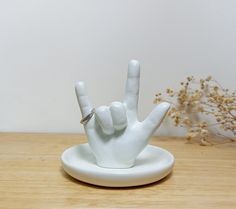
[0,133,235,209]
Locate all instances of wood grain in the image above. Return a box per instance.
[0,133,235,209]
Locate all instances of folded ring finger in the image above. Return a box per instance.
[95,106,114,135]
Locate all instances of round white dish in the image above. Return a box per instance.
[61,143,174,187]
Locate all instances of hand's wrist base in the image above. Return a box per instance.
[96,159,135,169]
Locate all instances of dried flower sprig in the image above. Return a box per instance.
[154,76,236,145]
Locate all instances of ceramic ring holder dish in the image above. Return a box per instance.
[61,60,175,187]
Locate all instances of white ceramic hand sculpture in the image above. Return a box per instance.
[75,60,170,168]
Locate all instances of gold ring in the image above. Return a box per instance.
[80,108,95,125]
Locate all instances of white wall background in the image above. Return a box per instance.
[0,0,235,135]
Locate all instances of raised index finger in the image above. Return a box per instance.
[124,60,140,112]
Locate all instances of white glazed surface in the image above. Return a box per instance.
[75,60,170,168]
[61,143,174,187]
